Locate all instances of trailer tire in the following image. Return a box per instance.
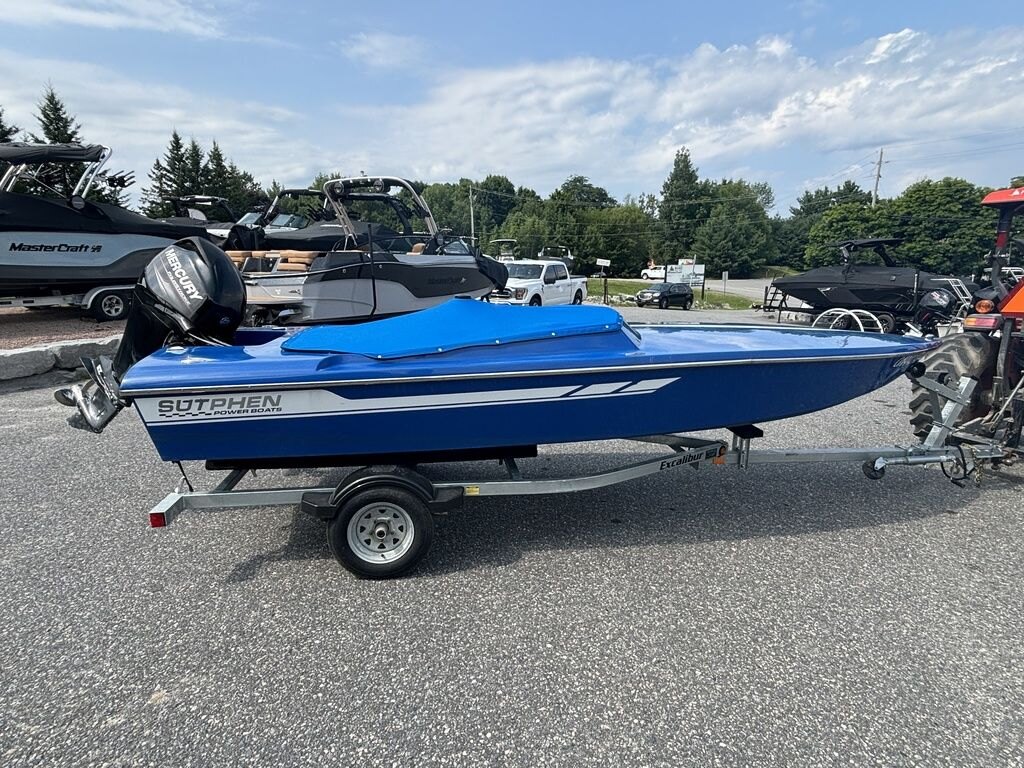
[908,333,995,439]
[91,290,131,321]
[572,290,583,305]
[328,486,434,578]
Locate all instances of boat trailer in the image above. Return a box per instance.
[147,371,1012,578]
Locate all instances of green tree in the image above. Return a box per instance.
[804,202,882,267]
[775,181,871,267]
[223,162,267,215]
[422,180,471,235]
[1011,175,1024,188]
[549,175,616,208]
[0,106,19,177]
[499,210,551,259]
[657,148,714,260]
[475,174,517,230]
[202,141,231,198]
[692,192,773,278]
[28,85,84,198]
[878,178,996,274]
[0,106,18,143]
[181,138,205,195]
[589,203,656,276]
[140,130,186,217]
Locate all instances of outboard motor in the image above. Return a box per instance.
[55,237,245,432]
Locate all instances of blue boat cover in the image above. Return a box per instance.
[281,298,624,359]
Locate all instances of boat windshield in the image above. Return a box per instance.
[269,213,309,229]
[507,264,543,279]
[236,211,261,226]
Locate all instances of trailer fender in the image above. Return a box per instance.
[300,465,463,521]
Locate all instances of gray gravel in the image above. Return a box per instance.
[0,307,125,351]
[2,355,1023,765]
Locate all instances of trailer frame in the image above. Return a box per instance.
[142,372,1012,577]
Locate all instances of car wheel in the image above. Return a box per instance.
[683,297,693,310]
[529,295,542,306]
[641,271,649,280]
[572,290,583,305]
[658,297,669,310]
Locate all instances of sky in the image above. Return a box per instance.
[0,0,1021,212]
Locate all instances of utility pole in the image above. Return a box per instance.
[469,187,475,245]
[871,147,884,208]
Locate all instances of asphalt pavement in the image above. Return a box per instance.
[1,366,1022,765]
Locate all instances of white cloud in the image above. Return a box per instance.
[1,26,1021,210]
[332,26,1023,202]
[865,28,922,64]
[339,33,427,70]
[5,0,225,39]
[0,49,355,199]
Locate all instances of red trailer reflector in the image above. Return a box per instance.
[149,512,168,528]
[963,314,1002,330]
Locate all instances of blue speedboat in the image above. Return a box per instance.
[59,239,936,467]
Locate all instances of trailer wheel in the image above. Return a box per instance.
[91,290,131,321]
[572,290,583,305]
[908,333,995,439]
[328,486,434,578]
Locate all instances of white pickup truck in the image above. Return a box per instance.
[489,260,588,306]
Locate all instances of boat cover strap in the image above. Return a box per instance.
[281,298,624,359]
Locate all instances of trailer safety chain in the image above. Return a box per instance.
[939,443,975,488]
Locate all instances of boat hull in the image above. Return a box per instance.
[772,265,955,314]
[122,322,933,463]
[0,230,174,296]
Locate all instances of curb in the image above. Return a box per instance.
[0,335,120,384]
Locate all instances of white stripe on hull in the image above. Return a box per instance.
[136,378,680,426]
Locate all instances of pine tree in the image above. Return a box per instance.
[181,138,205,196]
[29,85,84,198]
[139,157,169,217]
[140,131,186,217]
[657,148,715,261]
[692,204,758,278]
[0,106,19,176]
[0,106,18,143]
[203,141,231,199]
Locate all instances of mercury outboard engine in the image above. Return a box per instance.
[55,237,245,432]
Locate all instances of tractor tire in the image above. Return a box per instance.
[908,333,996,439]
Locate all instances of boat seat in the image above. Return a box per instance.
[408,243,426,255]
[274,262,308,272]
[281,252,317,266]
[225,250,251,267]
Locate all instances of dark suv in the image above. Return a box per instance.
[635,282,694,310]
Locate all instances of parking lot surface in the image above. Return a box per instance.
[2,368,1022,765]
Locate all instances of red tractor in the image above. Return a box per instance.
[909,186,1024,449]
